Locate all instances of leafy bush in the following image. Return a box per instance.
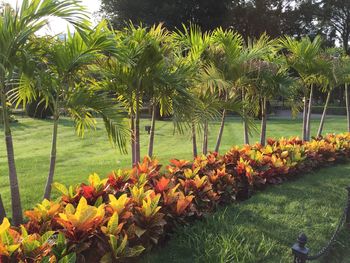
[1,133,349,262]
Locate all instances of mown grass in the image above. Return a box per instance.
[142,164,350,263]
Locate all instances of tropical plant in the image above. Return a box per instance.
[316,49,340,137]
[172,25,222,157]
[0,0,88,225]
[245,49,294,145]
[13,22,129,200]
[279,36,327,141]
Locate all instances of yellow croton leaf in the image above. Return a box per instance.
[271,155,284,168]
[89,173,108,188]
[264,145,273,154]
[141,194,161,218]
[193,175,207,189]
[109,194,129,215]
[0,218,10,235]
[130,186,152,205]
[281,151,289,158]
[184,167,200,179]
[59,197,105,229]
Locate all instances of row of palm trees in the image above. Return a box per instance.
[1,0,350,226]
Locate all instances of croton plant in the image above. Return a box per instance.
[1,133,349,262]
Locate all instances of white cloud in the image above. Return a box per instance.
[3,0,101,35]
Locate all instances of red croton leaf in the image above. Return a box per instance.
[80,185,95,199]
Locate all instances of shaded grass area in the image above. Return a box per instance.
[142,164,350,263]
[0,115,347,214]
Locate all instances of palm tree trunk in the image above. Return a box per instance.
[43,113,58,200]
[260,97,267,146]
[1,89,22,225]
[306,84,314,141]
[202,121,208,155]
[191,121,198,158]
[346,83,350,132]
[130,105,136,166]
[317,91,331,138]
[134,90,141,163]
[148,102,156,157]
[242,89,249,145]
[214,109,226,153]
[302,94,308,141]
[0,194,6,223]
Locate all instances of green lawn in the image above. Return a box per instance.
[0,115,348,213]
[143,164,350,263]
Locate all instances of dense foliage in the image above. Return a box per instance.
[99,0,350,53]
[0,133,349,262]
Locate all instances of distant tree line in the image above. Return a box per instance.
[100,0,350,54]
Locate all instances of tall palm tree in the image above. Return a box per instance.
[0,0,87,225]
[14,22,128,200]
[171,25,216,157]
[246,56,294,145]
[208,31,271,148]
[279,36,326,141]
[99,24,195,163]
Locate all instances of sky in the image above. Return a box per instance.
[4,0,101,35]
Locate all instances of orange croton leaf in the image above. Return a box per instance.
[155,177,170,193]
[57,197,105,238]
[176,194,194,215]
[169,159,190,168]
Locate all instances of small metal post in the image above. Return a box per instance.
[0,194,6,223]
[145,125,151,134]
[346,186,350,226]
[292,233,309,263]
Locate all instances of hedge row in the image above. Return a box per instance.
[0,133,349,262]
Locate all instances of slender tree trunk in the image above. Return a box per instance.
[202,121,208,155]
[148,102,156,157]
[0,195,6,223]
[260,97,267,146]
[191,121,198,158]
[302,94,308,141]
[346,83,350,132]
[317,91,331,138]
[43,113,58,200]
[214,109,226,153]
[242,89,249,144]
[134,90,141,163]
[130,104,136,166]
[306,84,314,141]
[1,89,22,225]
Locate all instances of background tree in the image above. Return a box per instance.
[100,0,230,31]
[318,0,350,55]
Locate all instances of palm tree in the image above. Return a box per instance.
[0,0,87,225]
[170,25,216,157]
[316,50,339,137]
[339,56,350,133]
[209,31,271,148]
[246,56,294,145]
[14,22,128,200]
[99,24,195,164]
[279,36,326,141]
[208,28,245,151]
